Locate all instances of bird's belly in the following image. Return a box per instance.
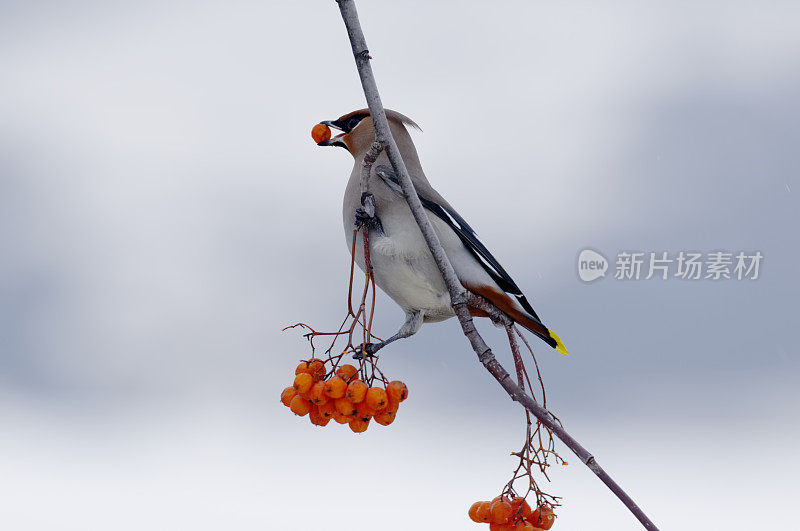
[351,229,454,322]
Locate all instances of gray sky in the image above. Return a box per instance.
[1,1,798,529]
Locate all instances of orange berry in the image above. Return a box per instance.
[280,386,296,407]
[318,401,337,419]
[324,376,347,399]
[365,387,389,411]
[298,390,313,401]
[535,506,554,530]
[514,523,537,531]
[386,380,408,402]
[289,395,312,416]
[309,380,328,405]
[491,500,513,524]
[309,406,330,427]
[355,400,375,422]
[346,379,368,403]
[295,361,311,375]
[475,501,492,523]
[333,411,353,424]
[293,373,313,394]
[349,418,369,433]
[491,495,508,504]
[334,397,358,416]
[521,503,533,520]
[307,358,326,380]
[468,501,483,523]
[511,497,533,519]
[489,523,515,531]
[335,364,358,381]
[373,407,397,426]
[311,123,331,144]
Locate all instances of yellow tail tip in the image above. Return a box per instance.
[549,329,569,356]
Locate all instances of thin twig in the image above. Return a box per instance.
[333,1,658,529]
[359,141,383,346]
[506,325,526,390]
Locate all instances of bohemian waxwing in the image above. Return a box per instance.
[316,109,568,356]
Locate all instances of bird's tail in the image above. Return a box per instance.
[513,311,569,356]
[465,283,569,356]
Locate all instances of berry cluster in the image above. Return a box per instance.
[468,496,555,530]
[280,359,408,433]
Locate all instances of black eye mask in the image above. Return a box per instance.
[333,113,369,133]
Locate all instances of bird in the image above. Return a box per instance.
[316,108,568,356]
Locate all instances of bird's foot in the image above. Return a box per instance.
[353,343,380,360]
[354,208,384,234]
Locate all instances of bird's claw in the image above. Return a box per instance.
[354,208,384,234]
[353,343,378,360]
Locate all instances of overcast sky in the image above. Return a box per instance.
[1,1,798,529]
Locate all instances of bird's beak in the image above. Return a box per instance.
[316,120,348,149]
[320,120,341,130]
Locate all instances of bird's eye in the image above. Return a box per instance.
[346,116,362,131]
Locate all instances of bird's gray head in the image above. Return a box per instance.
[316,108,420,157]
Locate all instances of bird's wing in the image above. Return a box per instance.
[374,165,543,323]
[374,165,568,355]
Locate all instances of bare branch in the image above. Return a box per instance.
[333,1,659,529]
